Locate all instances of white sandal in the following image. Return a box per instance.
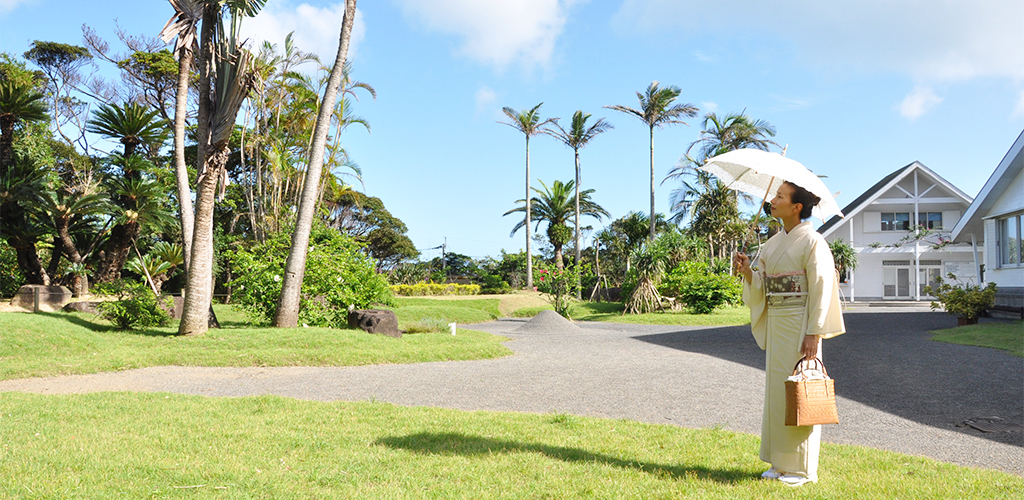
[761,467,782,480]
[779,473,817,487]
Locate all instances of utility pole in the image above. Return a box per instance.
[441,237,447,277]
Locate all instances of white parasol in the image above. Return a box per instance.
[699,148,844,222]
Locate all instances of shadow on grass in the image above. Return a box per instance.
[376,432,754,484]
[36,312,179,337]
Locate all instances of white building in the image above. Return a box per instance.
[950,130,1024,315]
[817,162,975,301]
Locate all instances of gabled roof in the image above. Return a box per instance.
[818,161,973,238]
[950,129,1024,242]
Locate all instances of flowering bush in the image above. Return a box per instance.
[535,265,580,319]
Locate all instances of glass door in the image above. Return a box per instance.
[884,267,912,299]
[919,267,941,296]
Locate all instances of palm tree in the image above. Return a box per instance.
[178,0,263,336]
[547,110,612,269]
[664,112,777,255]
[605,81,697,240]
[685,111,777,163]
[159,0,203,271]
[274,0,358,328]
[500,103,557,288]
[0,80,48,175]
[504,179,609,270]
[86,102,169,162]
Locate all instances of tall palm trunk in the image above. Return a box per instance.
[648,126,656,240]
[179,146,225,335]
[525,135,533,289]
[274,0,357,328]
[178,1,218,336]
[173,44,195,270]
[573,149,581,298]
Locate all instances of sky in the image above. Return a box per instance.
[2,0,1023,262]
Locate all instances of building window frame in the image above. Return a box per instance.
[881,212,911,231]
[917,212,943,230]
[998,213,1023,267]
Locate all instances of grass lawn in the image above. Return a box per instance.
[0,306,511,381]
[1,392,1020,499]
[930,320,1024,358]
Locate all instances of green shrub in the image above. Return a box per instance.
[924,273,998,321]
[390,282,481,296]
[229,223,394,328]
[0,242,25,297]
[660,261,742,314]
[479,274,512,294]
[95,280,171,330]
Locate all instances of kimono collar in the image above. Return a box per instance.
[782,220,813,236]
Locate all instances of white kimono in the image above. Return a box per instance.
[742,221,845,477]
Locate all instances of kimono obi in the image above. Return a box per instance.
[765,270,807,308]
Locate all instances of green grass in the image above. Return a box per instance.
[0,307,511,380]
[388,297,502,328]
[572,302,751,327]
[930,320,1024,357]
[0,392,1018,499]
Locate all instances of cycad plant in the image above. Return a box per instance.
[86,102,169,161]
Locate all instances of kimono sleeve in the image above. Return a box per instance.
[742,264,768,350]
[804,235,846,340]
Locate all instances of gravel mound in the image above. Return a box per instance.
[513,309,581,334]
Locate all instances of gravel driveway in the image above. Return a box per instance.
[1,308,1021,476]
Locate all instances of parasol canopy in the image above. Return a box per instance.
[699,148,844,221]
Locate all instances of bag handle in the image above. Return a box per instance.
[791,356,829,378]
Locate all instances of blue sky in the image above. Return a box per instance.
[2,0,1022,262]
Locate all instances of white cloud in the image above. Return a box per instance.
[395,0,574,72]
[897,86,943,120]
[693,50,715,63]
[700,101,718,113]
[0,0,33,13]
[475,85,498,116]
[1014,90,1024,119]
[242,2,366,70]
[612,0,1024,82]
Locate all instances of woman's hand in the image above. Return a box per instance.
[733,252,753,283]
[801,335,820,360]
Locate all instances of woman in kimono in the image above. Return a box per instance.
[733,181,845,487]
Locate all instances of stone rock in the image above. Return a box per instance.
[347,309,401,338]
[11,285,73,312]
[62,301,101,314]
[166,295,185,319]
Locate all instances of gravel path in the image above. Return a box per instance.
[1,308,1021,476]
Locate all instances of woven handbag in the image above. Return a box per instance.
[785,357,839,426]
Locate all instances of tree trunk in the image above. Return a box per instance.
[525,135,533,289]
[96,222,139,283]
[178,4,219,336]
[648,126,656,240]
[273,0,358,328]
[14,243,47,285]
[574,149,581,298]
[173,44,195,271]
[179,146,226,335]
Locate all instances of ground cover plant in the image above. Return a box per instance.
[0,306,511,380]
[930,320,1023,358]
[0,392,1019,499]
[512,302,750,327]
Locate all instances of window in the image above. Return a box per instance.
[1000,214,1022,267]
[881,212,911,231]
[917,212,943,230]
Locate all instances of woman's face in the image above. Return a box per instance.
[770,183,802,219]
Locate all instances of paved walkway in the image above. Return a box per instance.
[1,308,1021,476]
